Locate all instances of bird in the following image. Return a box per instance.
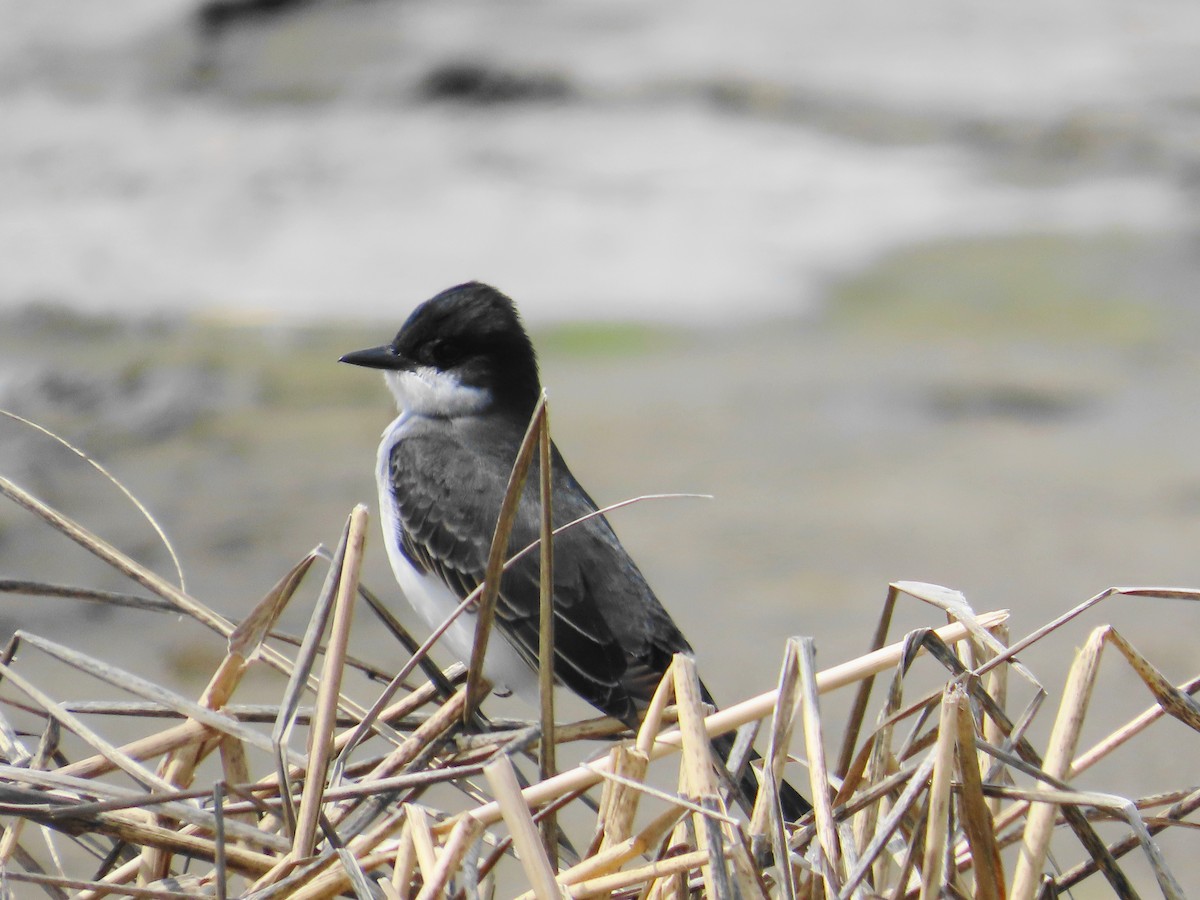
[340,281,810,820]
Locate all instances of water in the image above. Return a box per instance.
[0,0,1196,324]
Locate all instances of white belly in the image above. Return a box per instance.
[375,415,538,702]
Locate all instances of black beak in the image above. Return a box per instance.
[339,344,408,370]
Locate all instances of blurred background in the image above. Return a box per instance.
[2,0,1200,891]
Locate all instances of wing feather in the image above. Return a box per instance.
[386,421,687,724]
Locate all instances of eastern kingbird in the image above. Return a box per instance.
[341,282,809,820]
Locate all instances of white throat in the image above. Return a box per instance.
[384,367,489,419]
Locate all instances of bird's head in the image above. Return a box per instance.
[340,282,541,420]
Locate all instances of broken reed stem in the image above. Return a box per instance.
[797,635,841,890]
[413,812,485,900]
[749,636,801,849]
[918,684,959,900]
[407,804,438,889]
[671,654,726,898]
[951,686,1005,900]
[550,805,684,898]
[465,395,548,720]
[292,505,368,859]
[485,753,562,900]
[1008,626,1112,899]
[836,585,897,779]
[536,392,558,866]
[594,743,650,855]
[390,823,417,899]
[981,622,1010,821]
[568,849,711,899]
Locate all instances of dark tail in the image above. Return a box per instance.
[697,675,811,821]
[625,669,812,821]
[710,729,812,821]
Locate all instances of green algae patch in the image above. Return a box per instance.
[831,232,1164,345]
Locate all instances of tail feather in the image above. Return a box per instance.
[697,676,811,821]
[623,670,812,821]
[710,729,812,821]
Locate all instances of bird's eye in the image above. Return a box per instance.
[426,339,464,368]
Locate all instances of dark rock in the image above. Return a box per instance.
[926,382,1095,423]
[418,61,572,105]
[196,0,323,38]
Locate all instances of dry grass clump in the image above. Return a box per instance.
[1,405,1199,898]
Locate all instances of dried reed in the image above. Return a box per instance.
[0,406,1198,899]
